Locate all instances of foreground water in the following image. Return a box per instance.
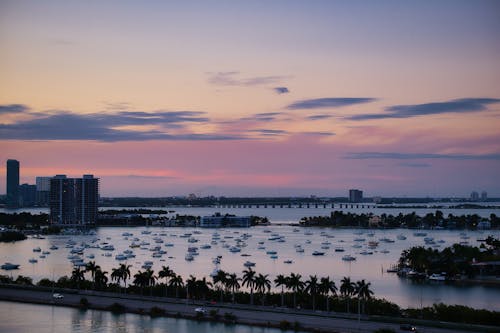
[0,300,291,333]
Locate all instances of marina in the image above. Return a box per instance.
[1,213,499,311]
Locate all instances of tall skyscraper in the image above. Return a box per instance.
[50,174,99,225]
[349,189,363,203]
[6,159,20,208]
[36,176,51,206]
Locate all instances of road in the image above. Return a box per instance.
[0,286,491,333]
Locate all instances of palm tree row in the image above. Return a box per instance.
[69,263,374,312]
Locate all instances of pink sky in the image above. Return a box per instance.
[1,1,500,197]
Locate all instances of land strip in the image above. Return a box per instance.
[0,284,496,333]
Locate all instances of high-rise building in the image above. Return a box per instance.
[19,183,36,207]
[470,191,479,201]
[349,189,363,203]
[50,174,99,225]
[36,176,51,206]
[6,159,20,208]
[481,191,488,201]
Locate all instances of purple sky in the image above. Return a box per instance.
[1,1,499,197]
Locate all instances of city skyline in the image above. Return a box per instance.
[1,1,500,197]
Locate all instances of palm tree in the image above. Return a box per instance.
[94,268,108,290]
[319,276,337,312]
[133,270,147,295]
[242,268,256,305]
[355,279,374,315]
[186,275,197,301]
[85,261,100,285]
[340,277,355,313]
[254,273,271,306]
[169,273,184,298]
[225,273,241,303]
[158,266,174,297]
[274,274,288,307]
[304,275,319,311]
[70,267,85,289]
[119,264,131,293]
[212,269,228,302]
[144,269,156,296]
[111,267,122,287]
[196,276,212,301]
[287,273,304,309]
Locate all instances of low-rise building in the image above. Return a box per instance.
[200,214,251,228]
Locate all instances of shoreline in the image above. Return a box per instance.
[0,284,497,333]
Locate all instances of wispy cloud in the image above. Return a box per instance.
[0,104,30,115]
[345,152,500,160]
[306,114,333,121]
[287,97,376,110]
[274,87,289,94]
[399,162,431,168]
[347,98,500,120]
[240,112,285,122]
[207,71,288,86]
[248,129,288,136]
[0,109,246,141]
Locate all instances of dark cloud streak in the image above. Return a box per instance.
[345,152,500,160]
[347,98,500,120]
[287,97,376,110]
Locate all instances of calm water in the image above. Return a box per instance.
[1,206,499,311]
[0,300,291,333]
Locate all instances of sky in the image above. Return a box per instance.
[1,0,500,197]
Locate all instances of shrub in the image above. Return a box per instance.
[223,312,236,321]
[279,320,291,330]
[79,297,89,309]
[108,302,126,314]
[149,306,165,317]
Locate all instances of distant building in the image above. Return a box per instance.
[481,191,488,201]
[470,191,479,201]
[200,213,251,228]
[36,176,51,206]
[50,174,99,225]
[6,159,20,208]
[18,183,36,207]
[349,189,363,203]
[477,220,491,230]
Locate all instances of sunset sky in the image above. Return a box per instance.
[1,1,499,197]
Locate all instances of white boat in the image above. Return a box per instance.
[283,259,293,264]
[100,244,115,251]
[229,246,241,253]
[342,255,356,261]
[50,245,59,250]
[335,247,345,252]
[33,247,41,252]
[397,234,407,240]
[115,254,127,260]
[185,253,194,261]
[243,261,255,267]
[28,258,38,263]
[312,251,325,256]
[428,273,446,281]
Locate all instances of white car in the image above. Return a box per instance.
[52,293,64,299]
[194,307,207,314]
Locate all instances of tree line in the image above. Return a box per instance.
[300,210,499,229]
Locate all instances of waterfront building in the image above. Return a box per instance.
[18,183,36,207]
[470,191,479,201]
[200,214,251,228]
[50,174,99,225]
[349,189,363,203]
[481,191,488,201]
[6,159,20,208]
[36,177,51,206]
